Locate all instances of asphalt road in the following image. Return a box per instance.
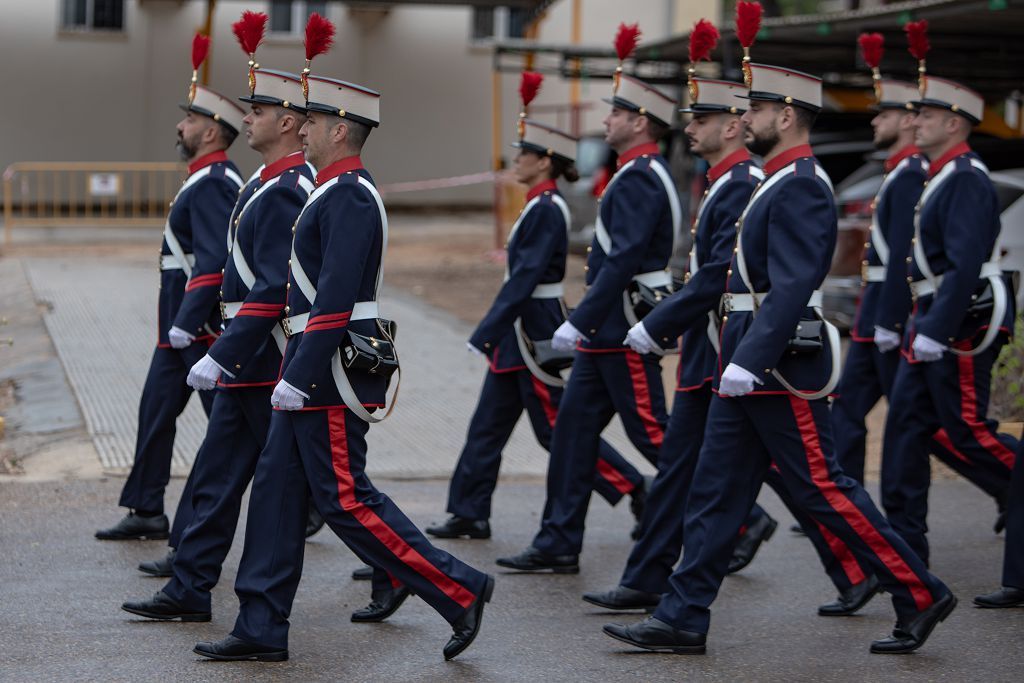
[1,472,1021,682]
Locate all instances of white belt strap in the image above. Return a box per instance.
[862,266,886,283]
[504,195,571,303]
[721,290,823,312]
[161,254,195,271]
[281,302,380,337]
[531,283,564,299]
[912,157,1005,356]
[731,164,840,401]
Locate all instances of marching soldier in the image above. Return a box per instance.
[833,30,1010,529]
[604,61,955,655]
[193,61,493,662]
[426,71,648,542]
[95,34,244,541]
[881,51,1018,564]
[497,24,675,573]
[121,13,317,622]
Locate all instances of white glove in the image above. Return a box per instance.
[719,363,761,397]
[271,380,308,411]
[167,326,195,349]
[466,342,484,357]
[552,321,585,352]
[187,354,224,391]
[624,322,657,355]
[873,327,902,353]
[912,333,946,362]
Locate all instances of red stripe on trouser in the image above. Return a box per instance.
[813,519,867,585]
[956,350,1016,469]
[624,351,664,448]
[788,395,933,611]
[530,374,633,495]
[932,429,970,463]
[326,409,476,609]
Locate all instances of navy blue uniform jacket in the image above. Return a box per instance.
[280,157,387,410]
[208,152,314,388]
[159,151,240,346]
[719,145,838,394]
[569,143,676,351]
[469,179,569,372]
[642,150,761,391]
[909,143,1015,347]
[854,146,926,339]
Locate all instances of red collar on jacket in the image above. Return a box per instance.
[187,150,228,175]
[260,151,306,182]
[315,155,364,185]
[884,144,921,173]
[707,149,751,184]
[526,179,558,201]
[762,144,814,176]
[927,141,971,179]
[617,142,661,168]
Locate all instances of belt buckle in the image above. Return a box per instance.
[281,316,293,338]
[861,263,869,282]
[219,301,227,320]
[721,293,733,314]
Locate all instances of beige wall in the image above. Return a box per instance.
[0,0,718,207]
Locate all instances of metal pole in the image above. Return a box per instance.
[569,0,581,135]
[201,0,217,85]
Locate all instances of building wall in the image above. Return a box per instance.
[0,0,718,207]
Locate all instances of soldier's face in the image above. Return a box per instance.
[242,104,279,153]
[299,112,333,168]
[741,101,781,157]
[603,106,638,149]
[175,112,210,161]
[513,150,545,185]
[870,109,902,150]
[914,106,956,153]
[684,113,725,159]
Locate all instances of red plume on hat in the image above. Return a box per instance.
[302,13,335,100]
[904,20,930,95]
[518,71,543,139]
[232,11,268,97]
[735,1,762,88]
[687,19,720,101]
[857,33,884,102]
[612,23,641,93]
[188,32,211,105]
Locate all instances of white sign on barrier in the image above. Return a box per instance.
[89,173,121,197]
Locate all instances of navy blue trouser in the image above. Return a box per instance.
[119,344,214,514]
[162,387,272,611]
[232,407,489,649]
[882,341,1018,564]
[168,470,196,549]
[1003,438,1024,589]
[655,393,949,635]
[446,368,641,521]
[532,349,667,556]
[833,340,1009,500]
[620,385,768,594]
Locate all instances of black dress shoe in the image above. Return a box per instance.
[818,574,881,616]
[582,585,661,612]
[443,574,494,660]
[138,549,176,578]
[193,635,288,662]
[351,586,412,623]
[425,516,491,539]
[603,617,707,654]
[870,592,957,654]
[790,522,806,536]
[495,546,578,574]
[973,586,1024,608]
[727,513,778,574]
[96,513,169,541]
[121,591,210,622]
[351,564,373,581]
[305,505,326,538]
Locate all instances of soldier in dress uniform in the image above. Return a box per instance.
[192,66,493,663]
[603,61,955,655]
[120,13,317,621]
[833,31,1010,538]
[583,20,775,610]
[496,24,675,573]
[975,439,1024,608]
[881,65,1018,565]
[425,72,648,543]
[95,33,244,541]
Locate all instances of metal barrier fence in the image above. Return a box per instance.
[2,162,187,248]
